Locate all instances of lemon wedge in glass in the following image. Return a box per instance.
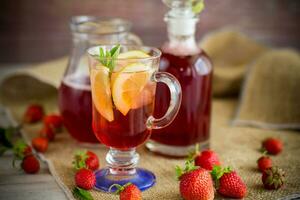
[90,66,114,122]
[112,62,151,116]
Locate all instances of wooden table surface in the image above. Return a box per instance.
[0,152,68,200]
[0,65,68,200]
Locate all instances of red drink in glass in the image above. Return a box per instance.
[88,45,181,192]
[92,101,154,149]
[59,74,98,143]
[90,65,156,149]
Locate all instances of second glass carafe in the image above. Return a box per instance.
[58,16,142,144]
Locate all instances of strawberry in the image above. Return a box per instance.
[39,125,55,141]
[262,167,285,190]
[111,183,142,200]
[257,156,272,172]
[13,140,32,159]
[21,155,40,174]
[211,166,247,198]
[262,138,283,155]
[32,137,48,153]
[176,160,214,200]
[75,168,96,190]
[23,146,32,156]
[43,114,64,132]
[194,150,221,170]
[23,104,44,123]
[12,140,33,168]
[73,150,99,171]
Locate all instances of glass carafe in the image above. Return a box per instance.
[58,16,142,144]
[147,0,213,156]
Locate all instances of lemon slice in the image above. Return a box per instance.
[90,67,114,122]
[118,50,150,59]
[112,63,151,115]
[112,50,150,85]
[131,84,154,109]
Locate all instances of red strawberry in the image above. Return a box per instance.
[176,160,214,200]
[43,114,64,132]
[21,155,40,174]
[262,138,283,155]
[23,104,44,123]
[23,146,32,157]
[211,166,247,198]
[111,183,142,200]
[257,156,272,172]
[12,140,33,168]
[32,137,48,153]
[262,167,285,190]
[195,150,221,170]
[39,125,55,141]
[75,168,96,190]
[73,150,99,171]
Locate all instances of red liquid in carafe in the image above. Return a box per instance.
[59,74,98,143]
[151,50,212,146]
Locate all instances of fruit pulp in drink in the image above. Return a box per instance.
[59,74,99,143]
[151,50,212,146]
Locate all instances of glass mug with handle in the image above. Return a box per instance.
[59,16,142,144]
[87,45,182,192]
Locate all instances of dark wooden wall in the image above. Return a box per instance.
[0,0,299,63]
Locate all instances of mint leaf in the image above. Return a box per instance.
[73,187,93,200]
[98,45,121,73]
[108,44,121,71]
[110,44,121,57]
[99,48,106,66]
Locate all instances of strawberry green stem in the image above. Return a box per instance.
[108,182,132,194]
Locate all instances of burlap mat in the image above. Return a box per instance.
[233,49,300,130]
[200,29,268,97]
[0,79,300,199]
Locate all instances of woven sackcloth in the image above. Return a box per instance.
[0,57,300,200]
[233,49,300,130]
[200,29,268,97]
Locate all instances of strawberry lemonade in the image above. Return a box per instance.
[87,45,181,192]
[90,51,156,149]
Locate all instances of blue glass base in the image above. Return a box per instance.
[94,168,156,192]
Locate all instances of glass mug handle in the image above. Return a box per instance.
[147,72,182,129]
[127,33,143,45]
